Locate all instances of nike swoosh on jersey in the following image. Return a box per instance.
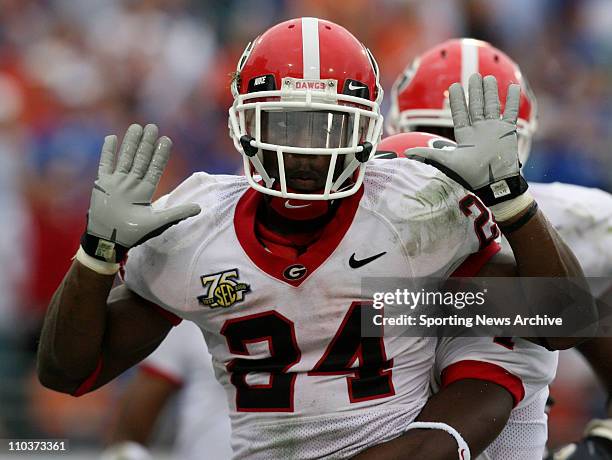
[285,200,311,209]
[348,251,387,268]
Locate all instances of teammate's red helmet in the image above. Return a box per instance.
[387,38,537,165]
[377,132,456,159]
[228,17,384,201]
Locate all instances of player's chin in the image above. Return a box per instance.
[287,177,325,193]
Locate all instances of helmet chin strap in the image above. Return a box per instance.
[268,189,333,221]
[267,181,360,221]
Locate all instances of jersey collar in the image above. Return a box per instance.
[234,187,363,287]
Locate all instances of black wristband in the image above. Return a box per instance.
[474,175,529,207]
[498,201,539,234]
[81,232,129,264]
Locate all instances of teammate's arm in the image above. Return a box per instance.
[370,233,572,460]
[407,74,595,350]
[478,208,587,351]
[477,200,583,286]
[475,212,589,352]
[37,124,200,395]
[354,379,511,459]
[359,75,589,460]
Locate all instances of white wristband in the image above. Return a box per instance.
[74,246,120,275]
[404,421,470,460]
[489,191,535,222]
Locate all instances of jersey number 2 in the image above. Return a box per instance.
[459,195,499,250]
[220,302,395,412]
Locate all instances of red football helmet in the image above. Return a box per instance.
[387,38,537,165]
[377,132,456,158]
[228,17,384,200]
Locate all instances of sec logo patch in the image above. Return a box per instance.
[198,269,250,308]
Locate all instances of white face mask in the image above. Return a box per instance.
[229,73,384,201]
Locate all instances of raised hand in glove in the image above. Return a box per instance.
[80,123,201,268]
[405,73,532,222]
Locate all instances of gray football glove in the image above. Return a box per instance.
[81,123,201,263]
[405,73,527,207]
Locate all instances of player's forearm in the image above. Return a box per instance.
[501,209,581,277]
[502,208,596,349]
[37,260,114,393]
[354,379,512,459]
[352,429,459,460]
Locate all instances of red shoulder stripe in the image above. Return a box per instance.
[441,359,525,407]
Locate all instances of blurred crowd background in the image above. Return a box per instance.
[1,0,611,456]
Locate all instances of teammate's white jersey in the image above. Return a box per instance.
[124,158,499,459]
[530,182,612,278]
[140,321,232,460]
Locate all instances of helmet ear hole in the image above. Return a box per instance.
[355,142,373,163]
[240,135,258,157]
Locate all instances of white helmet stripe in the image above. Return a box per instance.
[460,39,479,98]
[301,17,320,79]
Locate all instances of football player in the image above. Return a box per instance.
[386,38,612,459]
[37,19,589,459]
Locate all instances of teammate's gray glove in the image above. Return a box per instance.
[405,73,528,216]
[81,123,201,264]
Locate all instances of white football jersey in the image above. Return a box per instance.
[124,158,499,459]
[140,321,232,460]
[530,182,612,279]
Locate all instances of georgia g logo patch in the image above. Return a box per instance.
[283,264,307,281]
[198,269,250,309]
